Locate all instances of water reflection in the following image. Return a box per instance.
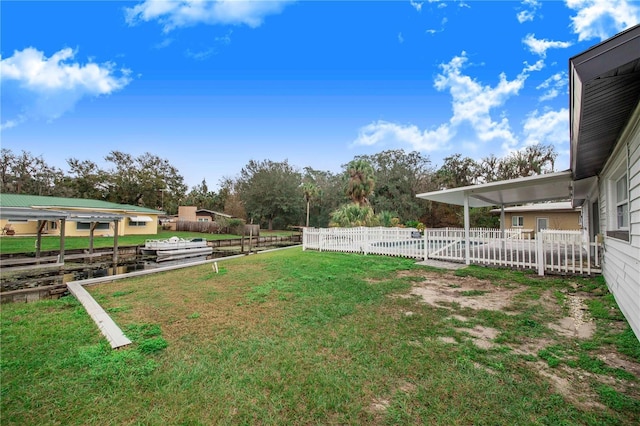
[3,254,218,292]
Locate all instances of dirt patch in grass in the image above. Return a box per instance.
[397,268,640,418]
[400,270,523,312]
[457,325,499,349]
[536,362,607,411]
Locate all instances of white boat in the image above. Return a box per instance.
[141,236,213,261]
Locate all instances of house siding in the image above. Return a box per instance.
[599,105,640,339]
[504,211,581,234]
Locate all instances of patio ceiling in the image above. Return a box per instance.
[416,170,573,207]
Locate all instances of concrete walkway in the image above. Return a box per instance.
[416,259,467,270]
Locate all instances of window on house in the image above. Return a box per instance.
[49,221,58,230]
[512,216,524,227]
[616,174,628,229]
[76,222,110,231]
[128,220,147,227]
[197,217,209,222]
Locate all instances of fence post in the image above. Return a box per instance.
[536,235,544,276]
[424,230,429,260]
[363,227,369,255]
[302,228,306,251]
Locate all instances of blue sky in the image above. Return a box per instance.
[2,1,639,191]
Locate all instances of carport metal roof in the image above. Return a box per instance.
[0,207,124,222]
[64,211,124,222]
[416,170,573,207]
[0,207,69,221]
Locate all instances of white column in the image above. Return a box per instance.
[464,194,470,265]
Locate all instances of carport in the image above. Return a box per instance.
[416,170,575,265]
[0,207,124,264]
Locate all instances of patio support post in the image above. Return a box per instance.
[113,220,119,264]
[89,222,97,259]
[464,193,470,265]
[59,219,66,263]
[500,204,506,252]
[36,220,47,263]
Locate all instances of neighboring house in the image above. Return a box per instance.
[196,209,233,222]
[490,201,582,236]
[570,25,640,339]
[0,194,163,236]
[177,206,232,222]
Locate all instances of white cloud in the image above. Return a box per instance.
[354,52,542,154]
[0,116,26,131]
[517,0,541,23]
[185,47,216,60]
[566,0,640,41]
[354,120,453,152]
[522,34,572,57]
[125,0,295,33]
[154,38,174,49]
[537,72,567,101]
[410,1,423,13]
[521,108,569,162]
[398,32,404,43]
[434,53,529,149]
[0,47,131,129]
[426,17,448,35]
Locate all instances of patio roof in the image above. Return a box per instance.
[416,170,573,207]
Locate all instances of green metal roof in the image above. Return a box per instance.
[0,193,163,214]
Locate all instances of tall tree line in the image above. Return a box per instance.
[1,148,187,214]
[1,144,557,228]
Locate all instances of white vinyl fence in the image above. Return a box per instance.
[302,227,601,276]
[302,227,423,259]
[425,228,600,276]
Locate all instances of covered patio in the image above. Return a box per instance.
[416,171,600,275]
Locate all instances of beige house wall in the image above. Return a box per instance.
[2,220,39,235]
[505,211,581,233]
[178,206,197,222]
[122,218,157,235]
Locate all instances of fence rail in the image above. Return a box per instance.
[302,227,601,276]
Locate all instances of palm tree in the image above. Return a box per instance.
[346,159,375,207]
[301,182,319,227]
[329,203,376,227]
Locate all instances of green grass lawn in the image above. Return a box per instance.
[0,230,300,254]
[1,249,638,425]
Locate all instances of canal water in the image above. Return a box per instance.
[1,252,236,292]
[1,241,300,293]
